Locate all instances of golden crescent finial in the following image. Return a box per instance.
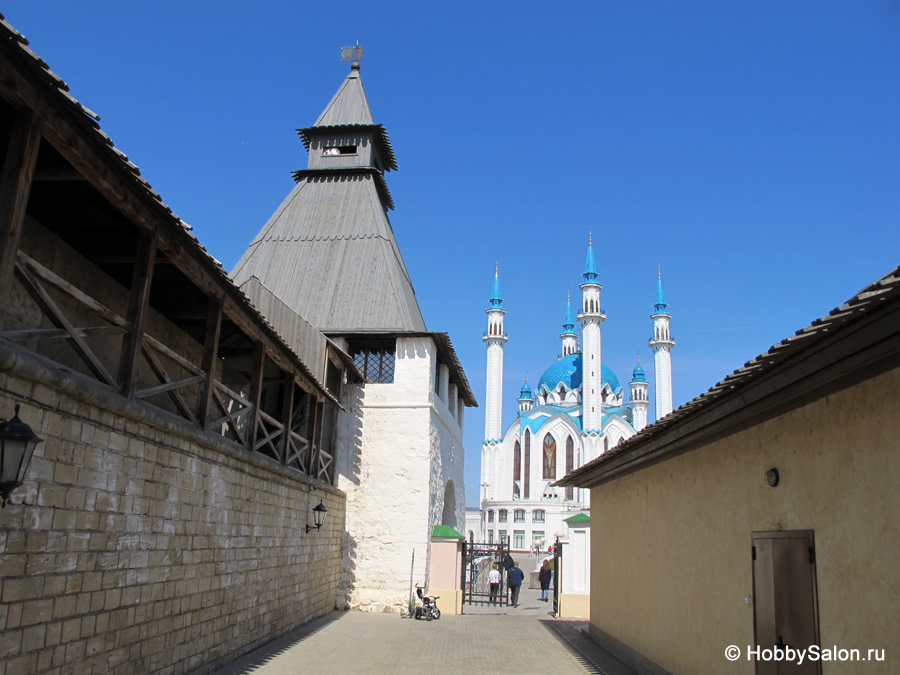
[496,257,499,275]
[637,351,640,365]
[567,286,570,302]
[525,370,528,383]
[658,261,661,280]
[589,227,592,246]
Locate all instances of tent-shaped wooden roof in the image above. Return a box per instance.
[231,66,425,333]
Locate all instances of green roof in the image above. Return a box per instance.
[431,525,465,539]
[563,513,591,524]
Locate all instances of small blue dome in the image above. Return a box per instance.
[519,381,533,398]
[537,353,620,394]
[631,363,646,383]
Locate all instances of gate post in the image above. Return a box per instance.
[429,525,465,615]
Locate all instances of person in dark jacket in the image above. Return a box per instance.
[539,560,552,602]
[507,562,526,607]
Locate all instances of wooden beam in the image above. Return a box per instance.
[0,108,42,329]
[279,373,295,467]
[197,296,223,426]
[246,341,266,453]
[14,263,117,387]
[135,374,202,400]
[118,230,158,397]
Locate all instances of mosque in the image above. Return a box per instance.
[467,239,675,550]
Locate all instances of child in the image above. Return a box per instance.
[488,563,501,605]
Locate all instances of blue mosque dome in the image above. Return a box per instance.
[519,380,533,399]
[537,353,621,394]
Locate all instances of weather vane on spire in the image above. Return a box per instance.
[341,41,363,66]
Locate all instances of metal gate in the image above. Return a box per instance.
[461,541,509,608]
[552,539,562,616]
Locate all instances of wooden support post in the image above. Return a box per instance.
[0,109,43,329]
[312,399,325,477]
[197,296,223,427]
[247,341,266,453]
[279,372,295,466]
[305,395,318,474]
[118,231,158,396]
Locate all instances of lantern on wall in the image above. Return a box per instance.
[306,501,328,533]
[0,404,43,507]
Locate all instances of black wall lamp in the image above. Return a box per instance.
[306,501,328,533]
[0,404,44,507]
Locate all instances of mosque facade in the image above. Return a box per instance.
[466,241,674,550]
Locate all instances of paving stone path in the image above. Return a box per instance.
[213,588,637,675]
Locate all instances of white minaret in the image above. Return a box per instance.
[559,289,578,357]
[629,353,650,432]
[483,261,507,442]
[648,265,675,420]
[577,233,605,461]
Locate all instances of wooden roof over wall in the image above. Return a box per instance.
[0,14,335,402]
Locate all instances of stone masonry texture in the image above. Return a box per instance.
[0,370,345,675]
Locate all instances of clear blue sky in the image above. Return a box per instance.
[7,2,898,506]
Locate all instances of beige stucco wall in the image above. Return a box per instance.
[589,366,900,675]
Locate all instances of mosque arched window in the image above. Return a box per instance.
[514,441,521,483]
[524,430,531,499]
[542,434,556,480]
[565,437,574,500]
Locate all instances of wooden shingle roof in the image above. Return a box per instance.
[314,66,373,126]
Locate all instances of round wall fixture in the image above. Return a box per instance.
[765,468,779,487]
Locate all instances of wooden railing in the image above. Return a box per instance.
[3,250,332,483]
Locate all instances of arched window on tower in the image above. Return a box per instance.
[514,440,521,483]
[565,437,574,500]
[542,434,556,480]
[524,430,531,499]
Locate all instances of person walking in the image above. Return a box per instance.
[539,559,552,602]
[508,561,525,607]
[488,564,501,605]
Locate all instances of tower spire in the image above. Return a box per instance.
[584,230,598,282]
[490,259,502,308]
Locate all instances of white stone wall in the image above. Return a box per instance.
[334,336,466,612]
[484,341,504,441]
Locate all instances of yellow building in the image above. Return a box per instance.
[559,265,899,675]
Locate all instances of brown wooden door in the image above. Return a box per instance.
[751,531,821,675]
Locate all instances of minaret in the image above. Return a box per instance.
[577,231,605,460]
[483,261,507,444]
[648,264,675,419]
[559,289,578,357]
[629,353,649,432]
[517,374,534,415]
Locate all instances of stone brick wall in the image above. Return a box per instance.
[0,354,344,675]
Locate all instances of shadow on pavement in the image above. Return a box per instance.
[213,611,347,675]
[538,620,638,675]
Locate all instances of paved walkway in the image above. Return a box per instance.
[213,588,637,675]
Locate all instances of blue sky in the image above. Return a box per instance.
[6,2,898,506]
